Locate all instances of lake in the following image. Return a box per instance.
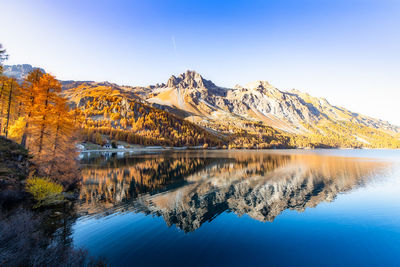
[72,149,400,266]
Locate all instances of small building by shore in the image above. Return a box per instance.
[103,143,112,149]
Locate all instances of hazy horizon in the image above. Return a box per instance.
[1,0,400,125]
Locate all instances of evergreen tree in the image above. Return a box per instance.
[0,44,8,74]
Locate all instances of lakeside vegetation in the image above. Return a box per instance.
[0,45,105,266]
[0,67,79,188]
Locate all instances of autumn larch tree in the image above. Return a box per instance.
[18,71,81,187]
[0,77,21,138]
[20,68,45,148]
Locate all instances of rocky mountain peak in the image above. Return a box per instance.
[243,80,283,97]
[166,70,216,90]
[245,80,272,89]
[3,64,46,80]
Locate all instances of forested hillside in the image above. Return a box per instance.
[64,83,224,147]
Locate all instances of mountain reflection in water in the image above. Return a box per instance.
[78,151,388,232]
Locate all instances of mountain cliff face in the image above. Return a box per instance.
[146,70,399,134]
[3,64,45,80]
[137,70,400,148]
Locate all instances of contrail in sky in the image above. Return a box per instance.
[171,36,178,57]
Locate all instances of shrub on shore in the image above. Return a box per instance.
[26,177,64,208]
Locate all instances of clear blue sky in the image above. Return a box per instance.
[1,0,400,125]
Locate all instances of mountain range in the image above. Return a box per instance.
[4,64,400,148]
[144,71,398,133]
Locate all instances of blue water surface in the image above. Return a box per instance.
[72,150,400,266]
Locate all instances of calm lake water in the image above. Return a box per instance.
[72,150,400,266]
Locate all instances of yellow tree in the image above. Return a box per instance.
[44,97,79,187]
[0,77,7,132]
[20,69,45,148]
[26,73,80,187]
[8,117,26,142]
[0,78,20,138]
[30,73,62,154]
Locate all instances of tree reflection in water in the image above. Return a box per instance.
[78,151,389,232]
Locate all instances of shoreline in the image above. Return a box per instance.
[78,147,400,153]
[79,146,208,153]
